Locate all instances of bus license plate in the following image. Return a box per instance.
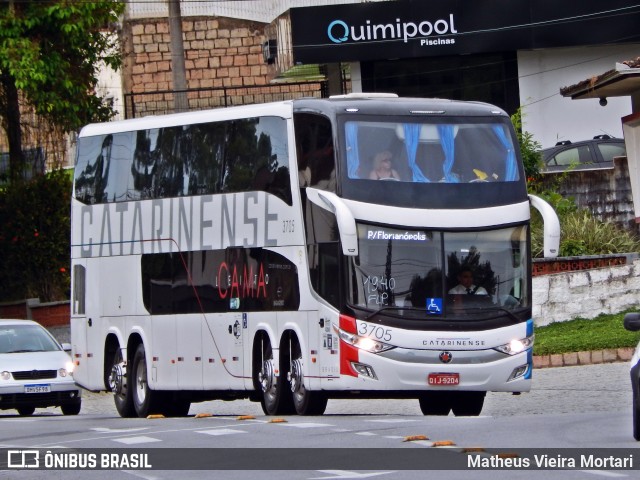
[24,384,51,394]
[428,373,459,386]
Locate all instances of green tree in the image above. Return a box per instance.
[0,169,72,301]
[510,107,543,183]
[0,0,124,182]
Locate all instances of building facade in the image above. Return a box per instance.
[105,0,640,151]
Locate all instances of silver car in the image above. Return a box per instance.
[0,319,81,416]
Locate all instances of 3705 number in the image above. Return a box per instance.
[282,220,295,233]
[357,322,392,342]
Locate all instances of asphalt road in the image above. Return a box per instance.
[73,361,631,418]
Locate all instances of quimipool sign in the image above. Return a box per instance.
[327,15,458,44]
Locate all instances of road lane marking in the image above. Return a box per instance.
[196,428,247,436]
[310,471,395,479]
[91,427,149,434]
[112,436,161,445]
[365,419,417,423]
[581,471,628,478]
[281,422,333,428]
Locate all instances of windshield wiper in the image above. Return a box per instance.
[482,305,523,323]
[363,305,407,321]
[456,305,523,323]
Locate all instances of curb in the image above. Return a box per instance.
[533,347,634,369]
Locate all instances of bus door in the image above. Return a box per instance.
[71,258,105,391]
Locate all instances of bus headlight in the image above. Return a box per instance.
[335,326,395,353]
[494,335,534,355]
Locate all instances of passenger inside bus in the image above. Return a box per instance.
[369,150,401,180]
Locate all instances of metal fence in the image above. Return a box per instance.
[123,80,328,119]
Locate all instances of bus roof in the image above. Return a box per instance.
[292,95,508,118]
[78,101,295,137]
[79,96,508,138]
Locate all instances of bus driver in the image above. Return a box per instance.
[448,266,488,295]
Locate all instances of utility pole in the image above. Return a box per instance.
[168,0,188,112]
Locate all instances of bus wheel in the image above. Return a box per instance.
[109,348,135,418]
[418,391,452,416]
[451,391,486,416]
[289,350,327,416]
[131,343,161,418]
[256,338,294,415]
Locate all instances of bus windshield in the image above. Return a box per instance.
[348,223,529,318]
[343,118,519,184]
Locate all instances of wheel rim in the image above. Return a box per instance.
[109,361,125,394]
[290,358,305,402]
[258,358,274,393]
[134,357,147,406]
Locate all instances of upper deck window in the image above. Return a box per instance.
[344,119,518,184]
[74,116,291,205]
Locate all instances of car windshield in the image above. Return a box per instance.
[347,224,529,319]
[0,324,61,353]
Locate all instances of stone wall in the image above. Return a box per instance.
[533,258,640,326]
[538,156,637,234]
[122,15,322,117]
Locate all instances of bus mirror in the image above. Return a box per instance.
[529,194,560,258]
[306,188,359,256]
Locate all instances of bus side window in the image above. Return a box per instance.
[294,113,335,192]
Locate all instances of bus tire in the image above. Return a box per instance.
[109,348,135,418]
[131,343,161,418]
[290,344,327,415]
[418,391,452,416]
[255,337,294,415]
[451,391,486,416]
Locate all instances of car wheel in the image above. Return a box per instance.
[61,400,82,416]
[17,406,35,416]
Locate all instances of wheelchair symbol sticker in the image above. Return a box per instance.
[426,298,443,315]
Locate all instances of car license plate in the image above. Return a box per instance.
[428,373,459,386]
[24,384,51,394]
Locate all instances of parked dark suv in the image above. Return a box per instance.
[541,135,626,173]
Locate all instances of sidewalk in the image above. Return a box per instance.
[533,347,634,369]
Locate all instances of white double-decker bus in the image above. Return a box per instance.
[70,94,559,418]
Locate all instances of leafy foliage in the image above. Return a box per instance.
[529,188,640,258]
[0,0,124,181]
[510,107,543,182]
[534,310,640,355]
[0,1,123,131]
[0,170,71,301]
[512,109,640,258]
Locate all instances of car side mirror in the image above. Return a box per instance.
[624,313,640,332]
[61,342,72,352]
